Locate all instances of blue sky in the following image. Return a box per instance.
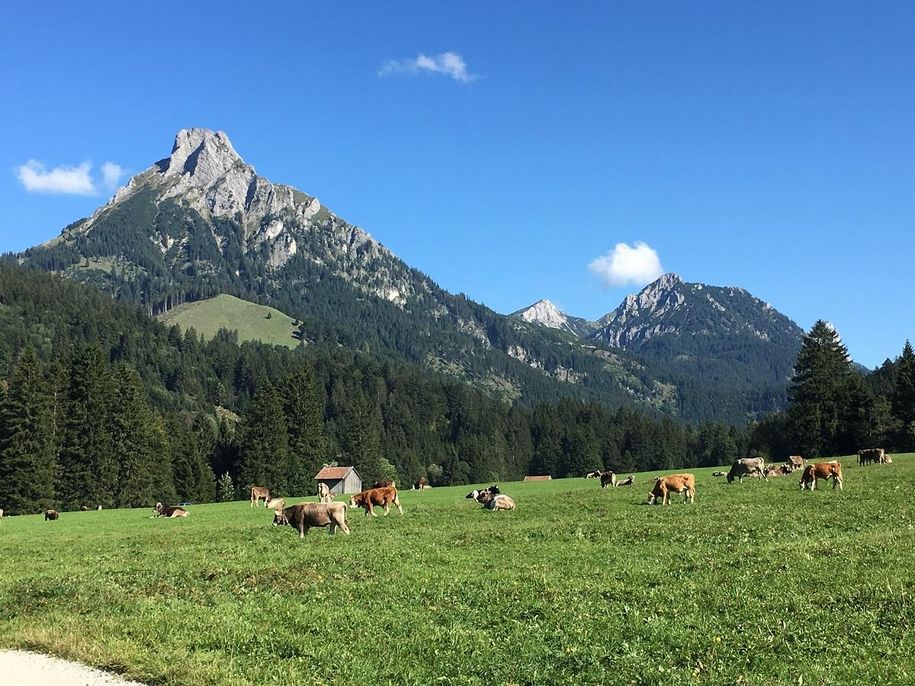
[2,1,913,367]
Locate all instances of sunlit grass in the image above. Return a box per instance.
[1,455,913,685]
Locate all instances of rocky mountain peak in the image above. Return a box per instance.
[516,299,567,328]
[159,128,247,187]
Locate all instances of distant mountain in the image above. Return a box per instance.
[14,128,673,416]
[511,273,805,421]
[511,299,596,338]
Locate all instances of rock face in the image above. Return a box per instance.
[511,300,597,338]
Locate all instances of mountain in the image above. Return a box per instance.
[14,128,675,416]
[512,273,805,421]
[510,299,596,338]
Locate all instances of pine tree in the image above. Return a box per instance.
[282,366,326,495]
[892,340,915,448]
[216,472,235,502]
[109,365,157,507]
[239,382,290,493]
[787,321,854,457]
[0,349,57,514]
[57,346,115,508]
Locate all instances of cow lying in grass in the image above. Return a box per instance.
[350,486,403,516]
[274,502,350,537]
[44,509,59,520]
[465,485,500,501]
[474,489,516,511]
[764,465,791,478]
[647,474,696,505]
[800,462,844,491]
[153,502,189,518]
[615,475,634,487]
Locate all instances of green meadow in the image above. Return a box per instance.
[158,294,299,348]
[1,456,913,685]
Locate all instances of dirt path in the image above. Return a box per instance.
[0,650,146,685]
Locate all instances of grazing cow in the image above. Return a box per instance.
[349,486,403,517]
[600,471,617,489]
[266,496,286,511]
[153,502,189,518]
[647,474,696,505]
[371,479,395,489]
[274,502,350,537]
[250,486,270,508]
[44,509,59,521]
[857,448,886,467]
[615,475,635,487]
[727,457,768,483]
[416,477,429,490]
[800,462,844,491]
[316,482,334,503]
[786,455,806,472]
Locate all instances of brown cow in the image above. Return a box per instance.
[799,462,844,491]
[274,502,350,537]
[250,486,270,508]
[648,474,696,505]
[349,486,403,517]
[416,476,429,490]
[44,509,59,521]
[153,502,189,518]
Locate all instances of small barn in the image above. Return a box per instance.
[523,475,552,481]
[314,466,363,495]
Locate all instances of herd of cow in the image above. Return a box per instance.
[10,448,894,532]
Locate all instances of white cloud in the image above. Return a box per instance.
[16,160,96,195]
[16,158,127,196]
[101,161,124,190]
[379,51,477,83]
[588,242,664,287]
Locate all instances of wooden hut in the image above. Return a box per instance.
[523,475,552,481]
[314,466,363,495]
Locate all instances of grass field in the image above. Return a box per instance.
[158,295,298,349]
[1,456,914,685]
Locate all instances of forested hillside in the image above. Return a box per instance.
[0,265,755,515]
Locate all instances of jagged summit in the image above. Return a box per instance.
[158,128,245,183]
[511,299,597,338]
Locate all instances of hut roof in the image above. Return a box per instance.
[314,466,355,480]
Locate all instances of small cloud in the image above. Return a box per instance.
[379,51,477,83]
[16,160,96,195]
[588,242,664,287]
[16,158,127,196]
[101,161,124,190]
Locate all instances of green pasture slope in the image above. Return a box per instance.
[1,457,914,685]
[158,294,299,349]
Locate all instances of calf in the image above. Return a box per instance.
[274,502,350,537]
[266,496,286,511]
[44,509,59,521]
[800,462,844,491]
[250,486,270,508]
[727,457,768,483]
[349,486,404,517]
[648,474,696,505]
[153,502,189,518]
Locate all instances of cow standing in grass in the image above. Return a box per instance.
[727,457,768,483]
[250,486,270,508]
[274,502,350,537]
[44,509,59,520]
[800,462,844,491]
[350,486,403,517]
[858,448,888,466]
[648,474,696,505]
[317,482,333,503]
